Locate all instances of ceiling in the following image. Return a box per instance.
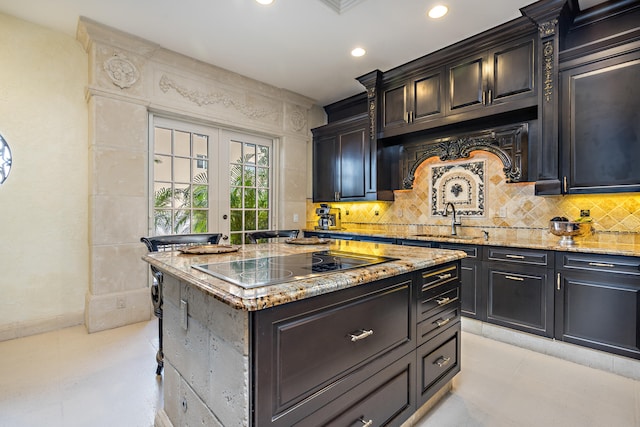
[0,0,608,107]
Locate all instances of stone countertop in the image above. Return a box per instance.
[304,229,640,257]
[142,240,466,311]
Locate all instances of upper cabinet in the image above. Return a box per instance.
[447,36,537,117]
[374,25,538,140]
[381,66,446,136]
[312,114,369,202]
[560,45,640,194]
[525,0,640,195]
[312,111,397,202]
[313,0,640,200]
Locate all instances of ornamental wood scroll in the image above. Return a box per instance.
[401,123,528,189]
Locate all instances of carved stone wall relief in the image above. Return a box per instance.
[103,52,139,89]
[0,133,12,185]
[158,74,281,123]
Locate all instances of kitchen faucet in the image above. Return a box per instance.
[443,202,460,235]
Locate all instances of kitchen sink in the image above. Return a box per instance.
[412,234,479,241]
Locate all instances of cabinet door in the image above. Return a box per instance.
[485,263,554,337]
[382,82,409,132]
[490,37,536,105]
[561,49,640,193]
[440,244,483,320]
[447,36,536,118]
[411,69,445,126]
[448,55,486,114]
[381,68,444,138]
[312,135,337,202]
[555,270,640,360]
[338,128,367,199]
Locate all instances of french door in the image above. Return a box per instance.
[149,116,274,244]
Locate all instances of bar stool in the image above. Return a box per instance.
[247,230,299,244]
[140,233,222,375]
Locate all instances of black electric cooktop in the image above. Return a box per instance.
[192,250,397,289]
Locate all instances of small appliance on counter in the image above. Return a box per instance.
[315,203,342,230]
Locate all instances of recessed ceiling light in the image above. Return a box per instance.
[256,0,273,5]
[428,4,448,19]
[351,47,366,57]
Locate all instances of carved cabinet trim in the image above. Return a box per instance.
[401,123,528,189]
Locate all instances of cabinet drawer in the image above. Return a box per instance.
[295,352,415,427]
[420,263,460,294]
[417,323,461,405]
[557,252,640,276]
[397,239,438,248]
[254,278,413,423]
[439,243,479,259]
[485,246,552,266]
[419,263,460,320]
[418,305,460,346]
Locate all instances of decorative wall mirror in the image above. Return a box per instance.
[0,133,12,185]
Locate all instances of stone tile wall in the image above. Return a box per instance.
[307,152,640,244]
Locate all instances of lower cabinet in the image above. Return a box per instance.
[252,261,462,426]
[303,232,640,361]
[440,243,482,319]
[555,252,640,359]
[295,352,416,427]
[417,323,461,406]
[484,247,554,337]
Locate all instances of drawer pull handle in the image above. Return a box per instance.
[436,297,451,305]
[436,317,452,327]
[506,254,525,259]
[434,356,451,368]
[349,329,374,342]
[505,275,525,282]
[437,273,452,280]
[359,418,373,427]
[588,262,615,268]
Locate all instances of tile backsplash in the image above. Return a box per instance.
[306,152,640,244]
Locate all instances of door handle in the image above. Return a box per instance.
[349,329,373,342]
[222,235,228,241]
[434,356,451,368]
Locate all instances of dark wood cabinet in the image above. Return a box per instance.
[381,67,445,137]
[312,115,369,202]
[560,47,640,193]
[252,261,462,426]
[484,246,555,338]
[296,351,416,427]
[417,322,461,407]
[447,36,537,118]
[440,243,483,320]
[555,252,640,360]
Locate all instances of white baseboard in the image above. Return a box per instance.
[462,318,640,380]
[0,311,85,342]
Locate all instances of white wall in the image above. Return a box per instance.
[0,13,88,339]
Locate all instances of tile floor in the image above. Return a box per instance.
[0,320,638,427]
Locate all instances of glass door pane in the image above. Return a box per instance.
[224,131,273,245]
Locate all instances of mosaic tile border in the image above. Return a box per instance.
[430,160,485,217]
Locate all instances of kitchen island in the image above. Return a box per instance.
[143,240,466,427]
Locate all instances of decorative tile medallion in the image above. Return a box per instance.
[430,160,485,217]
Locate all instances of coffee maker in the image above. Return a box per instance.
[315,204,342,230]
